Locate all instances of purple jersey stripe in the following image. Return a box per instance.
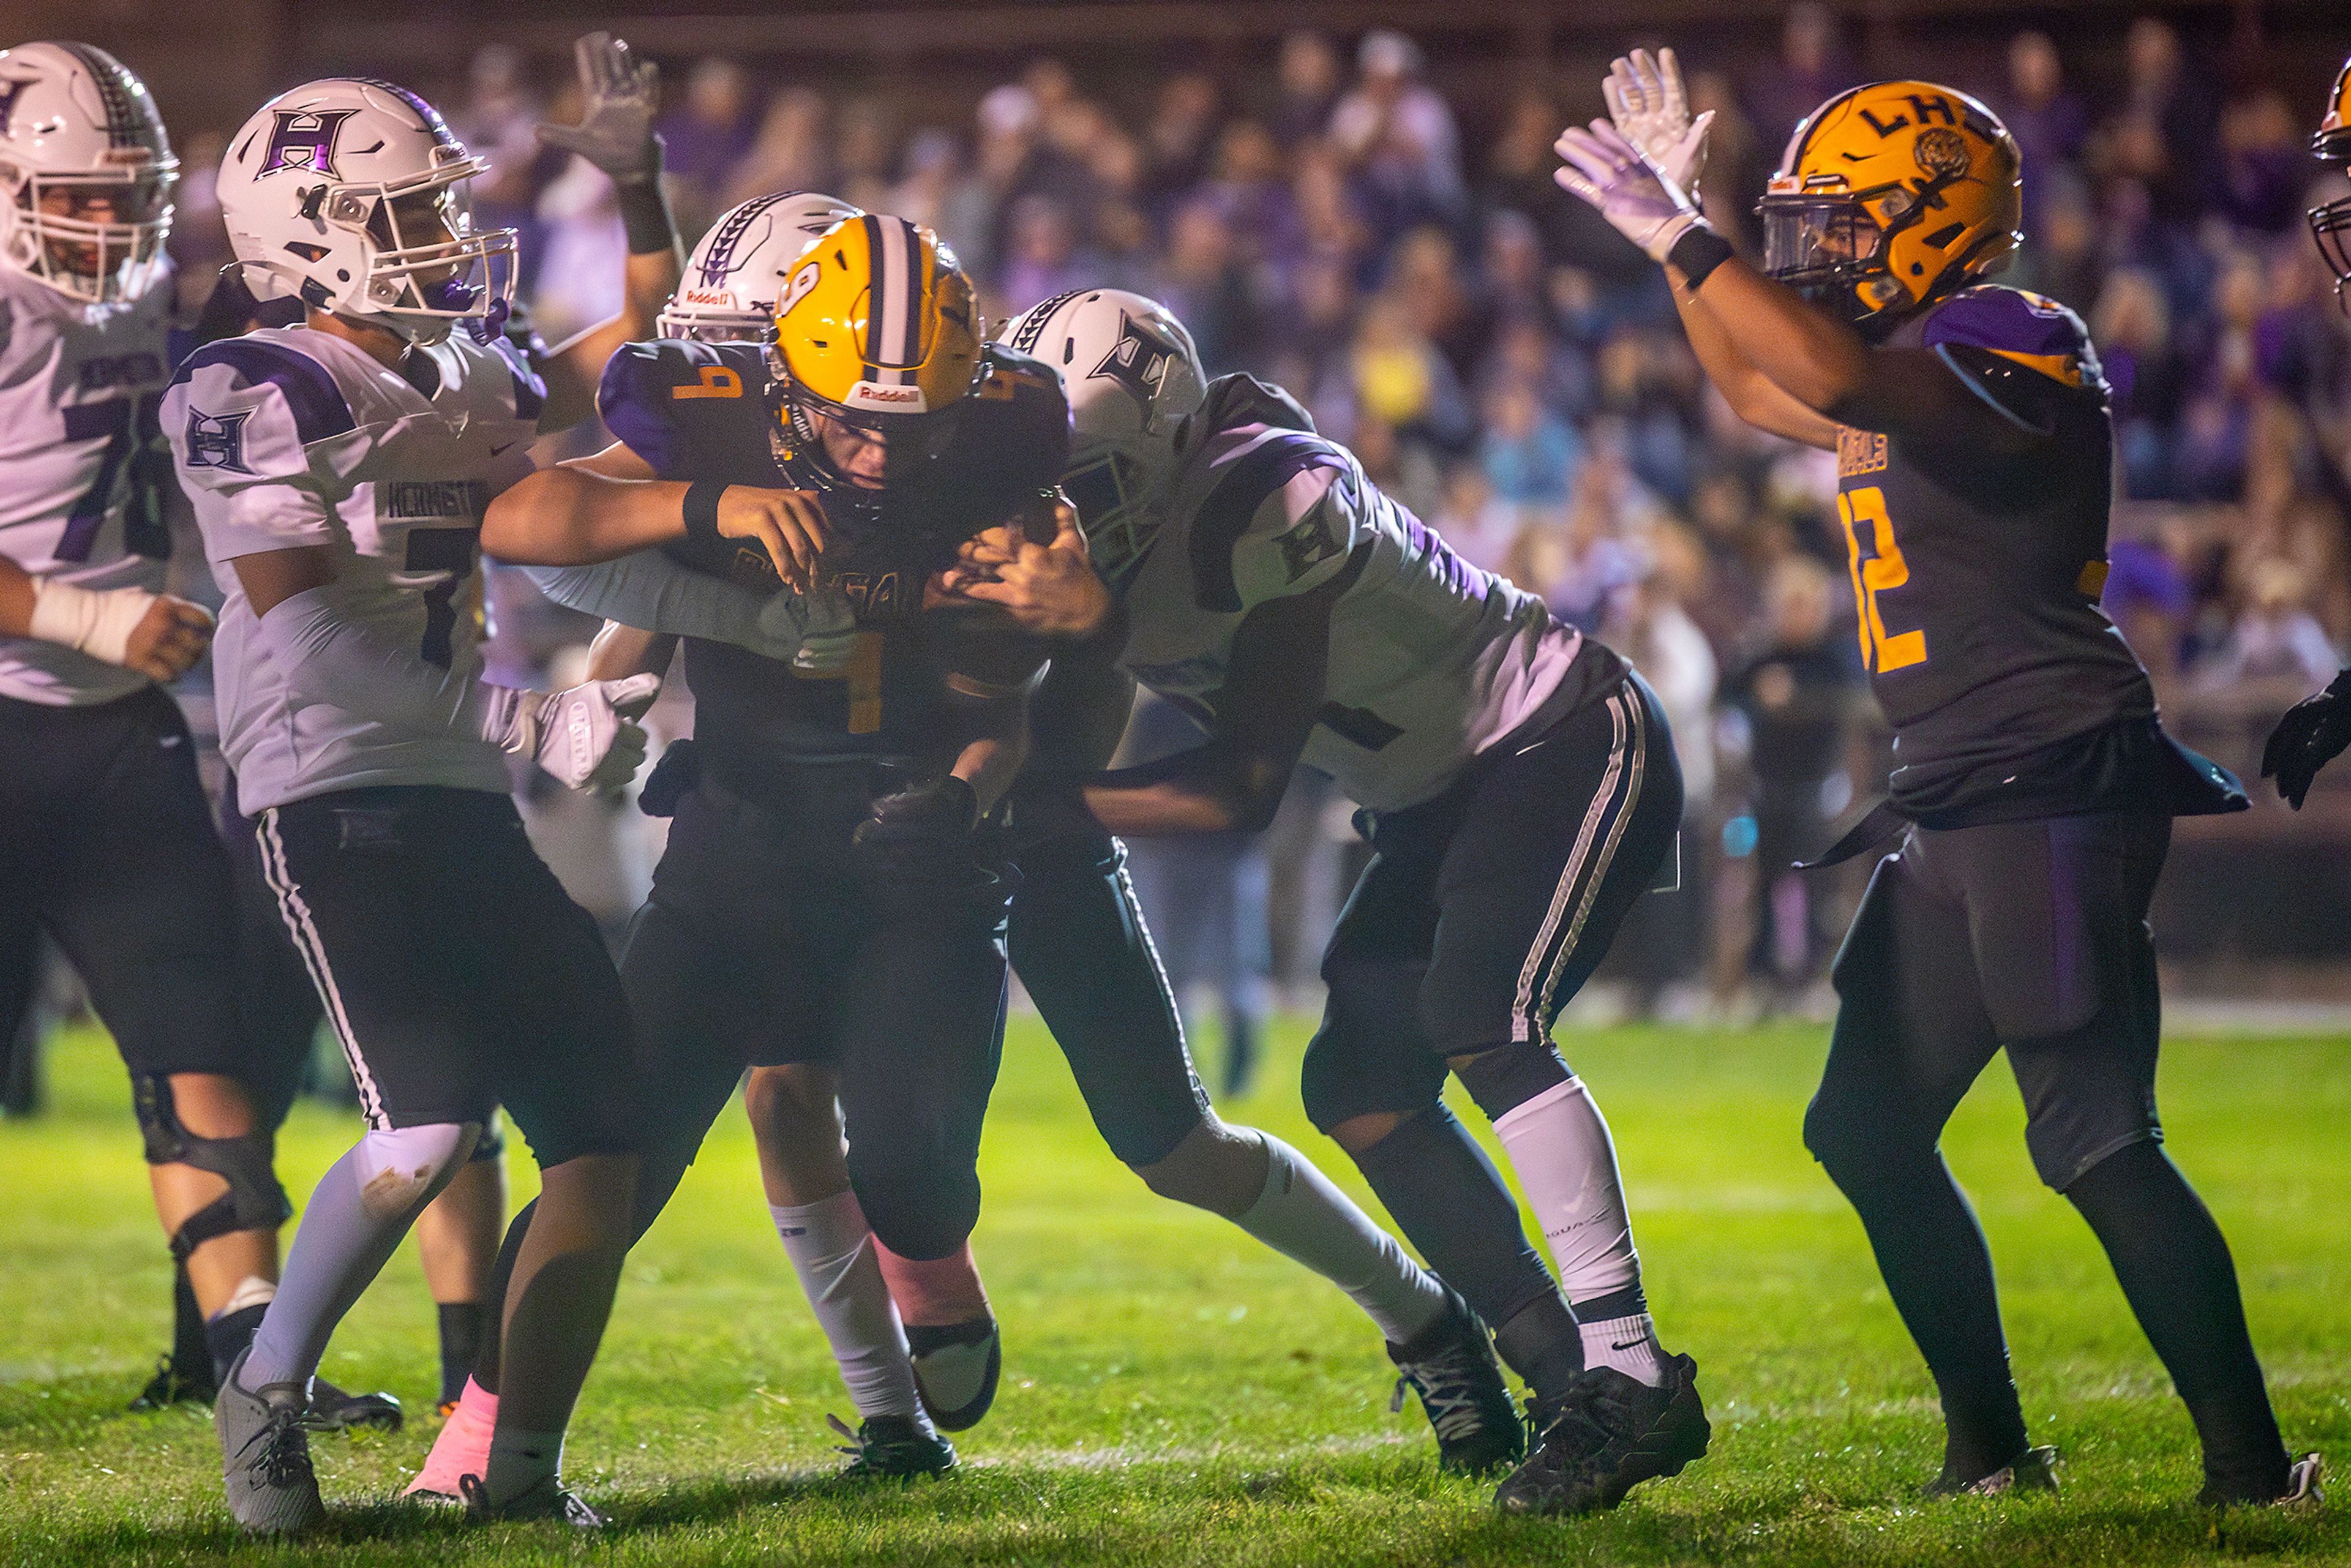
[171,339,357,444]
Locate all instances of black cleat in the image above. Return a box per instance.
[129,1352,214,1411]
[2199,1451,2324,1510]
[1924,1444,2059,1499]
[1493,1354,1710,1517]
[907,1316,1001,1433]
[307,1378,403,1433]
[459,1471,609,1528]
[1387,1291,1525,1475]
[828,1412,956,1479]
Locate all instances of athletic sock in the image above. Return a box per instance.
[1493,1291,1585,1401]
[1348,1105,1562,1338]
[872,1240,991,1329]
[437,1302,488,1409]
[1231,1133,1449,1346]
[1489,1077,1644,1304]
[482,1424,563,1506]
[170,1260,209,1379]
[1820,1143,2028,1482]
[2064,1139,2290,1498]
[204,1278,276,1386]
[769,1193,924,1421]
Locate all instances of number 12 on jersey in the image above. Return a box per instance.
[1837,486,1926,674]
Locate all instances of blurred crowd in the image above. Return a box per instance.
[154,11,2351,1037]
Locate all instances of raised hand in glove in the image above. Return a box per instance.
[486,672,662,792]
[537,32,661,184]
[1553,119,1701,264]
[850,775,981,890]
[1603,48,1713,198]
[2262,667,2351,809]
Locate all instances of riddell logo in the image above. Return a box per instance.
[682,288,737,306]
[848,382,923,408]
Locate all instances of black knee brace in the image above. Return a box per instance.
[135,1075,292,1260]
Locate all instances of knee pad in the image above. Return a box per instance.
[354,1121,481,1221]
[135,1075,293,1259]
[1451,1040,1572,1121]
[467,1111,506,1166]
[849,1146,978,1264]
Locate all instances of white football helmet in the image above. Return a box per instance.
[0,42,176,304]
[1000,288,1205,583]
[658,189,859,340]
[216,78,515,345]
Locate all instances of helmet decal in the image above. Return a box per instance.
[255,109,359,178]
[697,191,781,288]
[0,78,33,132]
[1913,127,1970,179]
[1089,310,1184,420]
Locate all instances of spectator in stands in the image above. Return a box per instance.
[724,86,833,209]
[1329,29,1464,240]
[1479,380,1581,508]
[2196,558,2342,693]
[659,57,758,233]
[1269,31,1343,150]
[1741,3,1854,155]
[1997,31,2089,233]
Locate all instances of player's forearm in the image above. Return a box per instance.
[522,549,770,647]
[1687,258,1879,422]
[0,557,34,637]
[1069,742,1292,837]
[483,465,691,565]
[1672,274,1842,449]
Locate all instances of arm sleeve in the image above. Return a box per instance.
[522,550,799,656]
[252,580,507,742]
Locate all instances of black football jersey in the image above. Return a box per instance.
[1838,285,2235,824]
[596,338,1068,776]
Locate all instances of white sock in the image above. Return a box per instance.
[768,1193,929,1426]
[1490,1078,1643,1305]
[1233,1135,1450,1346]
[243,1125,468,1390]
[483,1424,563,1505]
[1578,1311,1667,1387]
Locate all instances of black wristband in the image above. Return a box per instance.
[1667,222,1734,291]
[681,481,728,551]
[615,137,675,256]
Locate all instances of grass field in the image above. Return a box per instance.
[1,1014,2345,1566]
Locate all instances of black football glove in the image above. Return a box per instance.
[2262,667,2351,810]
[851,775,981,889]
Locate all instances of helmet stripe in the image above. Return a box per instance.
[54,43,138,149]
[862,213,894,383]
[896,217,923,373]
[1010,290,1084,354]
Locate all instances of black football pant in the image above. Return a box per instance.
[1805,809,2289,1494]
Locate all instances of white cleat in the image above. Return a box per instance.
[214,1347,324,1536]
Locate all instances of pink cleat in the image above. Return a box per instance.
[403,1378,497,1502]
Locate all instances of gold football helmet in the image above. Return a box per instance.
[769,212,983,486]
[2309,56,2351,312]
[1759,81,2022,334]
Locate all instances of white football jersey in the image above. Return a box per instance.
[165,321,544,812]
[1116,414,1611,811]
[0,265,178,705]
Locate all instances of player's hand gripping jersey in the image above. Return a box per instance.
[1836,285,2237,823]
[1119,375,1618,811]
[596,335,1067,775]
[165,318,547,811]
[0,265,178,705]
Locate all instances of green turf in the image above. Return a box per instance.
[1,1015,2344,1566]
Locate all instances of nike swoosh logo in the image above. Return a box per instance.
[1610,1339,1647,1352]
[490,441,518,456]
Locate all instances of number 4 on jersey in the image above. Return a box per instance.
[1838,486,1926,673]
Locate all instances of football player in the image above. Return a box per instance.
[169,53,683,1531]
[447,214,1052,1484]
[942,287,1705,1518]
[1555,53,2319,1506]
[553,193,1523,1472]
[2259,55,2351,806]
[0,38,404,1430]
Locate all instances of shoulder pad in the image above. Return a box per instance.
[169,337,356,445]
[596,338,767,477]
[1923,286,2107,394]
[1199,372,1317,436]
[1191,429,1351,612]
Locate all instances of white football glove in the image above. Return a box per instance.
[775,583,859,675]
[1603,48,1714,198]
[1553,120,1701,264]
[484,673,662,792]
